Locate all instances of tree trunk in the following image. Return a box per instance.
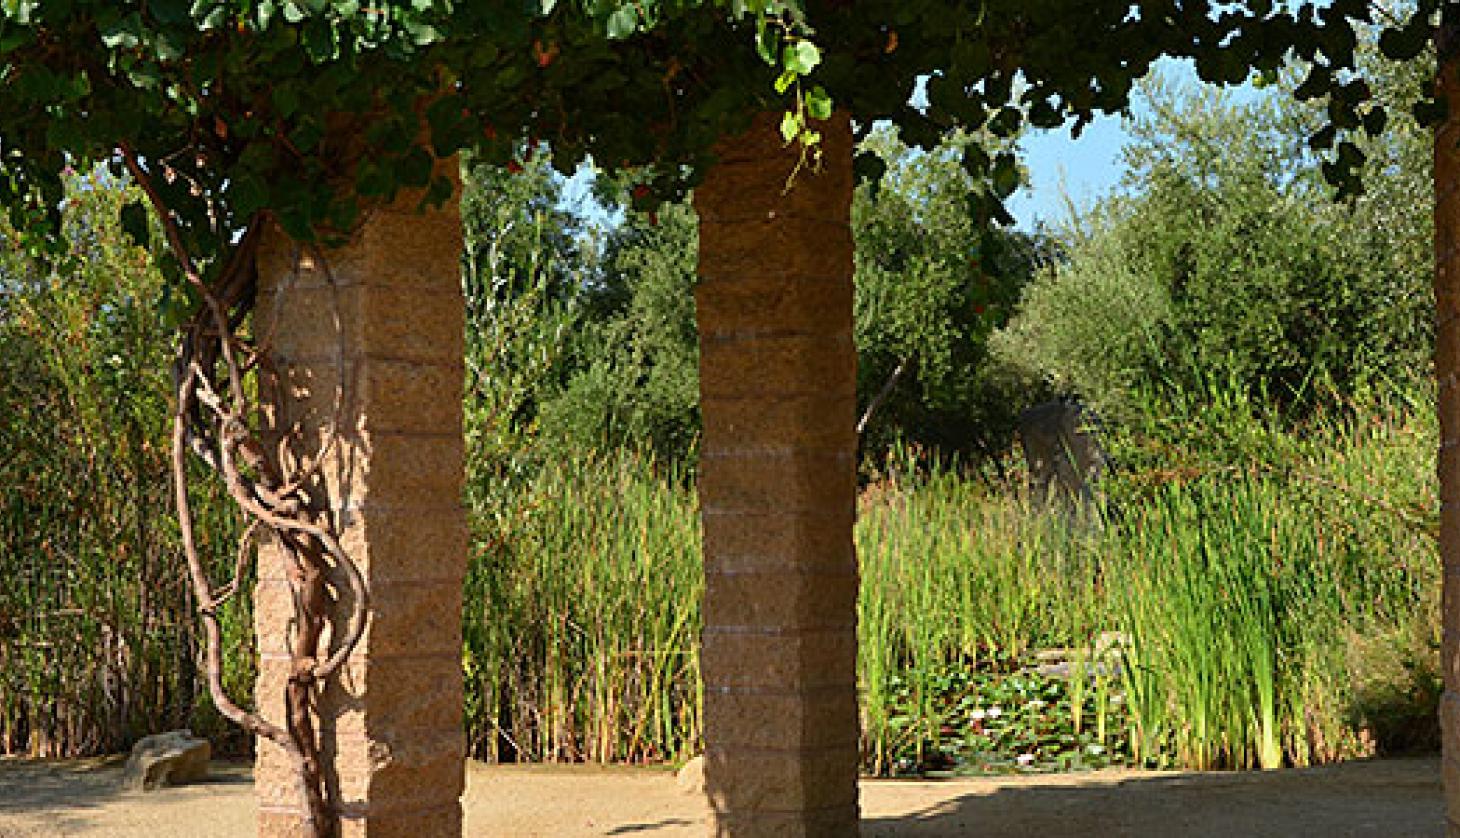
[1436,39,1460,838]
[693,112,861,836]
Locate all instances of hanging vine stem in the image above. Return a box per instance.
[119,142,368,838]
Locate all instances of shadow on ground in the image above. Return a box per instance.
[862,757,1443,838]
[0,754,1442,836]
[605,818,695,834]
[0,756,250,835]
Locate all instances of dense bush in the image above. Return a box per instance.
[993,74,1431,418]
[493,129,1049,468]
[853,127,1052,463]
[537,202,702,463]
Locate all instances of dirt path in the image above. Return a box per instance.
[0,756,1442,837]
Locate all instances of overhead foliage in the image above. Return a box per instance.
[4,0,1445,273]
[0,1,817,272]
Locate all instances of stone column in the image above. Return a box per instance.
[1435,40,1460,838]
[693,112,861,836]
[252,172,468,837]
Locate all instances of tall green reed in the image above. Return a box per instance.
[462,453,703,764]
[0,179,247,757]
[1110,377,1436,769]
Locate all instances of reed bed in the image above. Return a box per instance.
[462,454,704,764]
[461,387,1438,773]
[0,183,248,757]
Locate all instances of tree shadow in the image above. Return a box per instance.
[0,756,250,833]
[862,757,1443,838]
[606,818,695,834]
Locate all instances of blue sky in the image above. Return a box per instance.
[1006,57,1268,231]
[1007,112,1129,231]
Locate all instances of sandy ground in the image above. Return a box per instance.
[0,755,1443,837]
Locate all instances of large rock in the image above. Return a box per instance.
[676,755,705,795]
[1030,632,1128,681]
[123,730,210,791]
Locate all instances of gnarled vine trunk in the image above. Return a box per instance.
[693,111,861,836]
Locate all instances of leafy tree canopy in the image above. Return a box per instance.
[4,0,1439,284]
[992,60,1432,420]
[853,125,1050,461]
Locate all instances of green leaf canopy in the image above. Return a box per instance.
[0,1,1444,270]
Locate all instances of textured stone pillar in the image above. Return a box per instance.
[252,171,467,836]
[1436,42,1460,838]
[693,112,860,836]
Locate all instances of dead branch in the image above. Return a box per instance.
[857,354,914,436]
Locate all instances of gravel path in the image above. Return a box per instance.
[0,755,1442,836]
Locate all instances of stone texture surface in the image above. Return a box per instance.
[1439,53,1460,838]
[122,730,210,791]
[693,111,861,837]
[253,161,467,836]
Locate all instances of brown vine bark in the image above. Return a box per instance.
[693,112,861,836]
[121,144,368,838]
[1437,33,1460,838]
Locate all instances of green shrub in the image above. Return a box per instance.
[992,77,1430,418]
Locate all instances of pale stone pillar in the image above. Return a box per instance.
[693,112,861,836]
[252,174,468,837]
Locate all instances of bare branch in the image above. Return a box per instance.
[857,354,914,436]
